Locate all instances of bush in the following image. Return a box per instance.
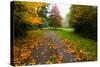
[14,21,27,38]
[74,22,97,41]
[68,5,97,41]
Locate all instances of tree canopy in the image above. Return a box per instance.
[68,5,97,40]
[12,1,48,37]
[48,4,63,29]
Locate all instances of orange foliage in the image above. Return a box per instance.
[32,17,43,25]
[24,16,43,25]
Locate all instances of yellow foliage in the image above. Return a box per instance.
[29,59,36,65]
[15,1,47,25]
[24,15,43,25]
[80,48,86,53]
[75,54,81,61]
[46,60,53,64]
[25,2,48,8]
[41,52,45,55]
[32,17,43,25]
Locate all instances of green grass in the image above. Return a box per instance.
[53,28,97,60]
[57,28,75,32]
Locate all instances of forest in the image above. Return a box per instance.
[11,1,97,66]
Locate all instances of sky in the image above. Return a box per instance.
[55,4,71,18]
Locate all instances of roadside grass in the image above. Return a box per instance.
[52,28,97,61]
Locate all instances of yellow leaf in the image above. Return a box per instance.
[41,52,45,55]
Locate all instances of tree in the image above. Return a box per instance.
[68,5,97,40]
[12,1,48,37]
[48,4,63,29]
[37,5,48,28]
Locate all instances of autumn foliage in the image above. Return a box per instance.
[12,1,48,37]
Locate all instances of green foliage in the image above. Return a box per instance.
[68,5,97,41]
[37,5,48,19]
[37,5,49,28]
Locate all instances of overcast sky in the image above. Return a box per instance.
[48,3,71,18]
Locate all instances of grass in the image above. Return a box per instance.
[52,28,97,60]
